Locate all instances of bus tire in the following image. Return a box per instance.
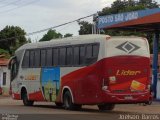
[22,91,34,106]
[63,91,81,110]
[98,104,115,111]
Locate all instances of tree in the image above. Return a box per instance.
[64,33,73,38]
[0,48,10,58]
[78,21,92,35]
[138,0,159,8]
[98,0,158,15]
[0,26,28,55]
[39,29,62,42]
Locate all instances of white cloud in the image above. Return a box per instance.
[100,0,115,8]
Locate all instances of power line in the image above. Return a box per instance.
[0,0,21,8]
[26,14,94,36]
[0,0,40,14]
[0,13,95,42]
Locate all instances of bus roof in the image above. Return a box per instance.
[16,34,145,52]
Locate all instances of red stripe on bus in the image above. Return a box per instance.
[13,93,21,100]
[29,91,45,101]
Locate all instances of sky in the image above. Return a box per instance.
[0,0,160,42]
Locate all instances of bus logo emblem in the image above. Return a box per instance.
[116,41,140,53]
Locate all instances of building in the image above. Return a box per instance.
[0,58,10,95]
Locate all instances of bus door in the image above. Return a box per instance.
[41,67,60,102]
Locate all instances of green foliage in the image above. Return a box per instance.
[39,29,63,42]
[64,33,73,38]
[138,0,159,8]
[98,0,158,16]
[78,21,92,35]
[0,25,28,55]
[0,48,10,58]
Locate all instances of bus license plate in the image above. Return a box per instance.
[124,96,133,100]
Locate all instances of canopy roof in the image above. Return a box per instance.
[0,58,9,66]
[98,8,160,31]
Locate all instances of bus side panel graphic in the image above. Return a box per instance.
[41,67,60,102]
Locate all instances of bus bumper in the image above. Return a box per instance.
[101,91,151,104]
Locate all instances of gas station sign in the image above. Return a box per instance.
[98,8,160,29]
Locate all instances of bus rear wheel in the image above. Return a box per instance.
[22,91,34,106]
[63,91,81,110]
[98,104,115,111]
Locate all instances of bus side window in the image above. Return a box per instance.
[59,47,66,66]
[35,50,40,67]
[85,44,93,65]
[86,45,92,59]
[66,47,73,66]
[73,46,80,65]
[93,44,99,58]
[92,44,99,63]
[40,49,46,67]
[80,46,85,65]
[46,48,52,67]
[53,48,59,66]
[85,44,99,65]
[22,50,29,68]
[30,50,35,68]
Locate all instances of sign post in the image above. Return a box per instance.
[153,31,159,98]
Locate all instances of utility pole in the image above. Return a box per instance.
[92,13,100,34]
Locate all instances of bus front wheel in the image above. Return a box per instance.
[22,91,34,106]
[63,91,81,110]
[98,104,115,111]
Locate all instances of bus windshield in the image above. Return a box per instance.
[8,56,18,81]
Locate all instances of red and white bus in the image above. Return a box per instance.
[9,34,151,111]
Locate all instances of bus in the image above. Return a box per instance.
[8,34,151,111]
